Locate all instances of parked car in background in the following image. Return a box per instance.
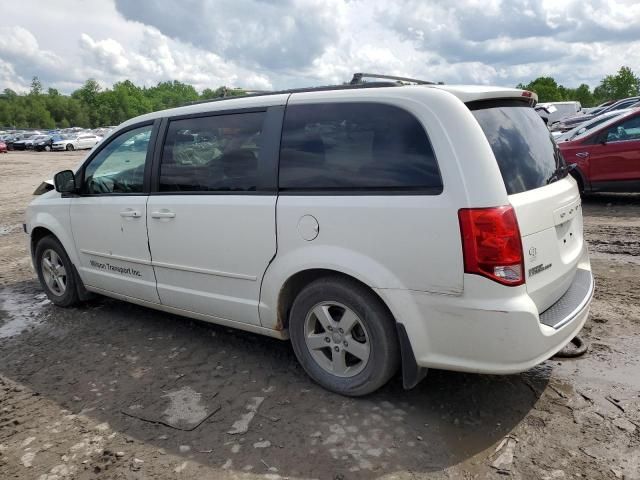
[34,134,65,151]
[581,100,615,116]
[3,135,18,150]
[552,97,640,133]
[12,133,38,151]
[554,109,633,142]
[536,101,582,125]
[52,133,102,151]
[559,108,640,193]
[27,135,50,150]
[0,141,7,153]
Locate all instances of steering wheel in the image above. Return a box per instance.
[88,176,111,194]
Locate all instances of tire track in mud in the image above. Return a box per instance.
[585,224,640,264]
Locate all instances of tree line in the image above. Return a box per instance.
[1,66,639,129]
[0,78,245,129]
[516,66,639,106]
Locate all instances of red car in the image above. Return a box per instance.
[559,109,640,193]
[0,141,7,153]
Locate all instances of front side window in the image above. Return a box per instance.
[159,112,265,192]
[279,102,442,192]
[605,116,640,142]
[83,125,152,194]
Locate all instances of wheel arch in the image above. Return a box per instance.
[30,225,56,256]
[276,268,395,332]
[30,224,91,301]
[570,166,587,193]
[273,267,425,390]
[28,214,80,268]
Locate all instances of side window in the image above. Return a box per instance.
[159,112,265,192]
[279,102,442,192]
[83,125,152,194]
[606,116,640,142]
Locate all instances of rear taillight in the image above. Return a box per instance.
[458,206,524,286]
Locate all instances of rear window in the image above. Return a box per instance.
[279,102,442,193]
[471,102,565,195]
[159,112,264,192]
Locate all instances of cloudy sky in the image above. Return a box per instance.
[1,0,639,94]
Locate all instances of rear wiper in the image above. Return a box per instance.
[547,163,577,184]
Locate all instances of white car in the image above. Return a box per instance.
[52,133,102,151]
[25,78,593,395]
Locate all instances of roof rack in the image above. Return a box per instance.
[183,80,400,106]
[350,73,440,85]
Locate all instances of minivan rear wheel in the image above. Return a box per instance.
[289,276,400,396]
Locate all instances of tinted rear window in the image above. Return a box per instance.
[471,102,565,195]
[159,112,264,192]
[279,102,442,193]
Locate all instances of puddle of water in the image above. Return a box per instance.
[0,289,49,339]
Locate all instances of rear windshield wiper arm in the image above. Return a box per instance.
[547,163,577,185]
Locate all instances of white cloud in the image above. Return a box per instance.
[0,0,638,95]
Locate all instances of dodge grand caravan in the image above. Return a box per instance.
[26,76,593,396]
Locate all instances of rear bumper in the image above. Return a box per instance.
[376,252,593,375]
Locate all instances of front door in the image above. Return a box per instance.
[70,123,159,303]
[147,109,280,325]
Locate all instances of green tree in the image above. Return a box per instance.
[3,88,18,98]
[517,77,565,102]
[30,76,43,96]
[570,84,594,107]
[593,66,640,103]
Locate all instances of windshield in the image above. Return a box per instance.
[566,113,625,140]
[471,101,565,195]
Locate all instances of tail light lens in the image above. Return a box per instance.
[458,206,524,286]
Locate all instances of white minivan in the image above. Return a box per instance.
[26,77,593,396]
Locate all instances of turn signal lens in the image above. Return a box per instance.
[458,206,524,286]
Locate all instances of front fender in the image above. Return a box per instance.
[258,245,407,330]
[26,197,78,267]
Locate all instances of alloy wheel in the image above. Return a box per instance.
[41,249,67,296]
[303,302,371,377]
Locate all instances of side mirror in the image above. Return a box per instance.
[53,170,77,193]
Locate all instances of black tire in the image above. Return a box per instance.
[44,145,51,152]
[66,144,74,151]
[34,235,80,307]
[289,276,400,396]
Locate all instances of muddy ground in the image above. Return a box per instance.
[0,150,638,479]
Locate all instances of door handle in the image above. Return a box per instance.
[575,152,590,158]
[150,211,176,219]
[120,209,141,218]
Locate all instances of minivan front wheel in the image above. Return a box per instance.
[289,277,400,396]
[35,236,80,307]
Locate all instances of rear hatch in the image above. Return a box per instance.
[470,100,584,313]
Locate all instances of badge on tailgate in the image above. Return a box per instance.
[553,198,581,226]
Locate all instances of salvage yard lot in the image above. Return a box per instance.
[1,150,639,479]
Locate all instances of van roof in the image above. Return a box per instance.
[120,81,537,129]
